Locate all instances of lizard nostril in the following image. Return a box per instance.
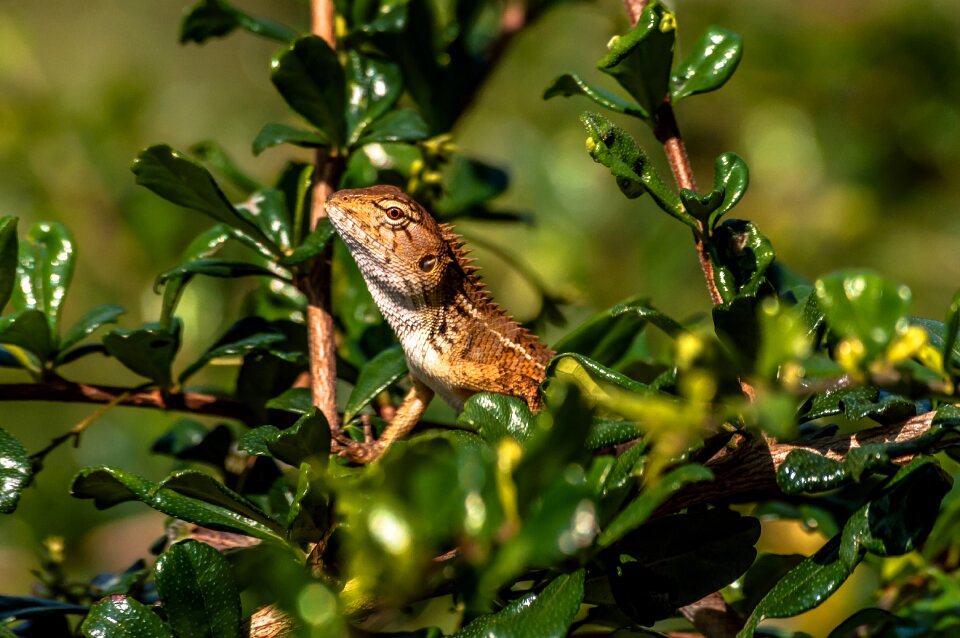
[418,254,437,272]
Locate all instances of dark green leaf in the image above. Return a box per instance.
[598,464,713,547]
[103,322,181,388]
[803,386,917,424]
[265,387,313,414]
[586,418,644,450]
[344,0,410,34]
[190,141,262,194]
[549,353,651,395]
[180,0,296,44]
[237,189,293,252]
[612,509,760,625]
[0,216,17,312]
[154,540,241,638]
[712,220,776,299]
[815,270,912,359]
[580,113,689,223]
[160,225,233,325]
[457,393,534,445]
[14,222,75,337]
[597,1,675,118]
[434,157,509,217]
[346,52,403,145]
[156,259,283,291]
[81,596,173,638]
[0,309,54,362]
[252,123,328,156]
[452,570,585,638]
[0,428,32,514]
[271,36,346,146]
[286,463,331,543]
[355,109,429,146]
[280,220,335,266]
[0,595,88,621]
[179,317,286,382]
[826,608,906,638]
[58,304,125,354]
[238,409,330,469]
[942,290,960,377]
[543,74,648,119]
[132,145,278,253]
[343,345,408,423]
[679,187,724,221]
[708,153,749,229]
[670,27,743,102]
[151,419,231,465]
[71,467,285,542]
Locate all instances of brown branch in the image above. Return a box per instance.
[300,0,342,433]
[0,382,259,425]
[660,411,942,514]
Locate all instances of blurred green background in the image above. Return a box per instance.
[1,0,958,633]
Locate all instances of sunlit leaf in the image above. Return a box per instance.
[0,428,32,514]
[252,123,328,156]
[670,27,743,102]
[80,596,173,638]
[543,73,648,119]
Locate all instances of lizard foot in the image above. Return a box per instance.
[334,439,383,464]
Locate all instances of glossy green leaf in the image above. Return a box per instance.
[14,222,75,338]
[597,1,675,118]
[180,0,296,44]
[0,309,54,362]
[280,219,335,266]
[271,36,346,146]
[457,392,535,445]
[132,145,278,254]
[343,345,408,423]
[80,596,173,638]
[543,74,648,119]
[549,353,651,395]
[598,464,713,547]
[670,27,743,102]
[712,220,775,299]
[265,387,313,414]
[341,0,410,34]
[580,113,689,223]
[803,386,917,423]
[252,123,328,156]
[346,52,403,145]
[159,225,231,326]
[179,320,285,383]
[58,304,125,355]
[355,109,429,146]
[612,509,760,625]
[0,428,32,514]
[71,466,285,543]
[237,409,330,469]
[236,189,292,252]
[286,463,331,543]
[156,259,283,291]
[103,322,180,388]
[0,216,17,312]
[190,141,262,195]
[679,187,724,221]
[585,418,644,450]
[815,270,912,358]
[154,540,241,638]
[708,153,749,229]
[738,538,850,638]
[452,570,585,638]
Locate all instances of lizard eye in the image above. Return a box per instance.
[384,207,405,224]
[418,254,437,272]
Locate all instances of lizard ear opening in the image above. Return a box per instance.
[418,254,437,272]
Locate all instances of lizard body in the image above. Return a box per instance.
[326,185,553,459]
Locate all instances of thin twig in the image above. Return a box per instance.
[300,0,342,433]
[30,391,131,464]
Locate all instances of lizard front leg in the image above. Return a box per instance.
[337,375,434,463]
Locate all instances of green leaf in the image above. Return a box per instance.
[132,145,279,254]
[81,596,173,638]
[434,157,509,217]
[543,74,648,119]
[154,540,241,638]
[598,464,713,547]
[179,317,286,382]
[457,392,535,445]
[280,220,336,266]
[265,387,313,414]
[580,113,689,224]
[343,345,408,423]
[59,304,125,354]
[252,123,328,156]
[237,189,293,252]
[0,216,17,312]
[452,570,585,638]
[180,0,296,44]
[815,270,912,359]
[156,259,283,290]
[152,420,231,466]
[346,52,403,145]
[103,322,181,388]
[597,1,675,118]
[0,428,32,514]
[942,290,960,377]
[355,109,430,146]
[14,222,75,338]
[286,463,331,543]
[585,418,644,450]
[190,141,262,195]
[826,608,906,638]
[159,225,231,326]
[0,309,54,362]
[708,153,749,229]
[271,36,346,146]
[670,27,743,102]
[0,595,89,622]
[71,467,285,543]
[612,509,760,625]
[549,353,651,395]
[237,409,330,469]
[712,220,776,299]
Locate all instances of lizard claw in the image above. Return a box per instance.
[334,438,383,464]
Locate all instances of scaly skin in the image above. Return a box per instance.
[326,185,553,460]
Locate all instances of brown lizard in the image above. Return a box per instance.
[325,185,554,461]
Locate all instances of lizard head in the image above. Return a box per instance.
[325,185,453,298]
